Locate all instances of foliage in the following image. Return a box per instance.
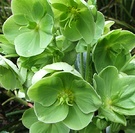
[1,0,135,133]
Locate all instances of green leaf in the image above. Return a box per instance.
[76,39,87,52]
[34,102,69,123]
[0,35,16,55]
[28,76,63,106]
[63,103,94,130]
[22,108,38,129]
[30,122,70,133]
[0,55,23,90]
[99,107,126,125]
[80,122,101,133]
[71,79,101,114]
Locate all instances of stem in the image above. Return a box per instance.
[80,53,85,78]
[2,96,16,106]
[6,110,25,117]
[4,90,33,107]
[85,45,92,83]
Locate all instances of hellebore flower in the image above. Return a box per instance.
[94,66,135,125]
[3,0,54,57]
[28,72,101,130]
[50,0,95,43]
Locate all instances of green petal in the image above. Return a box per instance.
[40,14,54,34]
[22,108,38,129]
[14,31,44,57]
[28,76,63,106]
[71,79,101,114]
[3,16,30,43]
[34,102,69,123]
[61,22,82,41]
[11,0,33,19]
[91,11,105,45]
[63,103,93,130]
[39,30,53,49]
[77,8,95,44]
[30,122,70,133]
[32,1,45,22]
[13,14,29,25]
[93,29,135,72]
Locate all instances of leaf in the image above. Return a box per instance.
[63,103,94,130]
[34,102,69,123]
[99,107,126,125]
[0,55,23,90]
[30,122,70,133]
[80,122,101,133]
[22,108,38,129]
[0,35,16,55]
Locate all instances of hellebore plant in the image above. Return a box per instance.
[1,0,135,133]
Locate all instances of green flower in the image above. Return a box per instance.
[50,0,95,43]
[94,66,135,125]
[3,0,54,57]
[28,72,101,130]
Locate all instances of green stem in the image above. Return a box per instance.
[2,96,16,106]
[85,45,91,83]
[80,53,84,78]
[6,110,25,117]
[4,90,33,107]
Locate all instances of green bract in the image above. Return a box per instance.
[0,55,23,90]
[51,0,95,44]
[93,29,135,73]
[22,108,70,133]
[3,0,54,57]
[94,66,135,125]
[28,72,101,130]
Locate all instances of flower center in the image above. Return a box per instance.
[57,89,74,106]
[61,6,80,29]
